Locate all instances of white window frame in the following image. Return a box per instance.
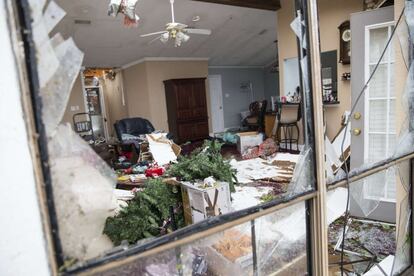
[363,21,396,202]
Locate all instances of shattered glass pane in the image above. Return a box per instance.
[94,248,179,276]
[27,0,317,271]
[95,205,309,276]
[287,147,314,196]
[29,1,117,261]
[328,160,411,275]
[326,4,414,186]
[255,202,307,275]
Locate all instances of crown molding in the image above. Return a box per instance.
[122,57,210,69]
[208,65,265,69]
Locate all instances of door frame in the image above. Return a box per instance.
[80,71,110,141]
[208,74,225,133]
[350,6,396,223]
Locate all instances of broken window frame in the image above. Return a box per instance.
[7,0,414,275]
[326,2,414,275]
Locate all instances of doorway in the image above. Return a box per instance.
[81,71,110,141]
[208,75,225,134]
[350,6,396,222]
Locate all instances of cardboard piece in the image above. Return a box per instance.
[146,133,181,166]
[236,131,264,154]
[181,181,231,225]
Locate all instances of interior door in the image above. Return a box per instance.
[208,75,225,133]
[350,6,396,223]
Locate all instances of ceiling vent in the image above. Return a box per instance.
[74,19,92,25]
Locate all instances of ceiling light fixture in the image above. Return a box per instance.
[174,31,190,47]
[160,32,170,43]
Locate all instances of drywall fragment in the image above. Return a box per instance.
[48,125,116,260]
[41,38,84,135]
[287,147,314,196]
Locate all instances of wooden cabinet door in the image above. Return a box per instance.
[175,82,194,121]
[193,121,209,139]
[191,80,208,119]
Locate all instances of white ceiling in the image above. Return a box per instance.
[54,0,278,67]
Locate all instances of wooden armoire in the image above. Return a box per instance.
[164,78,209,144]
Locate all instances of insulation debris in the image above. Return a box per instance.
[49,125,116,260]
[230,153,299,184]
[231,186,273,211]
[108,0,140,27]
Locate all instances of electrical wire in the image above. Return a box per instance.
[339,7,406,276]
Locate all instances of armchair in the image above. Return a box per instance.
[244,100,268,132]
[114,117,155,162]
[114,117,155,143]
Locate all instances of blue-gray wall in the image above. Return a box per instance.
[209,67,279,128]
[264,69,279,109]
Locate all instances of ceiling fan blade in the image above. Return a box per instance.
[140,31,168,37]
[184,28,212,35]
[148,36,162,45]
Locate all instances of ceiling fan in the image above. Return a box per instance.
[140,0,212,47]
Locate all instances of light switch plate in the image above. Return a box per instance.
[70,105,80,111]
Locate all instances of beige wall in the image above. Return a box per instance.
[102,72,129,137]
[277,0,363,140]
[123,60,210,131]
[62,72,129,139]
[123,62,152,121]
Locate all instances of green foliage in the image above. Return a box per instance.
[167,140,238,192]
[104,178,184,246]
[259,193,275,203]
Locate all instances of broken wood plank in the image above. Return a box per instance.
[191,0,281,11]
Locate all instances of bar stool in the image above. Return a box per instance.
[274,102,302,152]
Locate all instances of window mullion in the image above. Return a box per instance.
[305,0,329,275]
